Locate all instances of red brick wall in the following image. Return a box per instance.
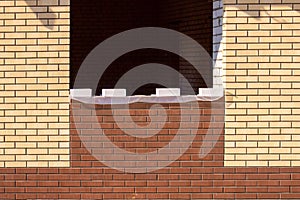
[1,167,300,199]
[70,100,224,168]
[1,100,300,199]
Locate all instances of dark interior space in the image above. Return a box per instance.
[71,0,213,95]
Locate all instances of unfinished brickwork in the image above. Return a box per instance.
[0,0,70,167]
[224,0,300,167]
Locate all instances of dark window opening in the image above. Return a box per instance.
[71,0,213,95]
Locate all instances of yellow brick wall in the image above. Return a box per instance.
[224,0,300,167]
[0,0,70,167]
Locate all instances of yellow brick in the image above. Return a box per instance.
[258,115,280,121]
[259,102,280,108]
[26,110,47,116]
[5,162,26,168]
[270,122,291,128]
[38,78,59,84]
[38,91,58,97]
[0,155,15,161]
[5,136,26,142]
[48,123,69,129]
[49,161,70,167]
[0,117,14,123]
[48,71,69,77]
[246,161,268,167]
[59,116,69,122]
[16,39,37,45]
[37,117,59,123]
[225,122,247,128]
[48,110,69,116]
[247,148,268,154]
[38,52,59,58]
[16,52,37,58]
[59,128,70,135]
[48,45,69,51]
[247,109,268,115]
[258,154,279,160]
[259,128,280,135]
[38,142,58,148]
[281,154,300,160]
[236,142,257,148]
[37,65,59,71]
[225,135,246,141]
[26,162,48,167]
[270,148,291,154]
[224,161,246,167]
[248,43,269,50]
[38,130,59,135]
[26,84,47,90]
[247,135,268,141]
[16,142,37,148]
[15,117,37,123]
[27,45,47,51]
[269,161,291,167]
[26,97,47,103]
[16,155,37,161]
[270,109,291,115]
[270,135,291,141]
[38,39,59,45]
[27,58,48,65]
[38,155,58,161]
[27,149,48,155]
[27,123,47,129]
[49,136,69,142]
[27,136,48,142]
[49,149,69,155]
[16,78,37,84]
[59,142,69,148]
[236,116,257,122]
[5,149,25,155]
[270,43,292,49]
[236,155,256,160]
[27,71,48,77]
[292,161,300,167]
[258,142,280,147]
[248,56,270,63]
[282,142,300,148]
[225,148,246,154]
[5,84,25,91]
[59,155,69,161]
[261,34,282,42]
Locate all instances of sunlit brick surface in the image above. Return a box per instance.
[0,0,70,167]
[224,0,300,167]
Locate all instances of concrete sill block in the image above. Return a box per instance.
[70,89,92,97]
[198,88,223,97]
[102,89,126,97]
[156,88,180,97]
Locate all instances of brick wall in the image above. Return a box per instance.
[224,0,300,167]
[0,0,70,167]
[2,0,300,199]
[70,100,224,169]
